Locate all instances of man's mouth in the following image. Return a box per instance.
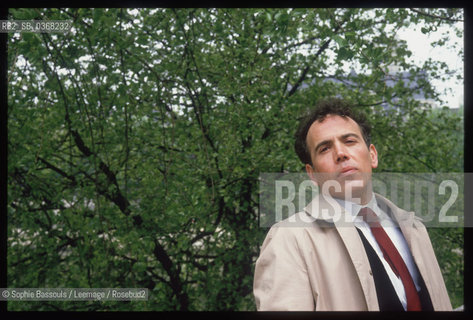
[338,166,357,177]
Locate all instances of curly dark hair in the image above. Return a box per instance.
[294,98,372,166]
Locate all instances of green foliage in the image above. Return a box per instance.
[7,8,463,310]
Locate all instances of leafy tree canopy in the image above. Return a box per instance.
[7,8,463,310]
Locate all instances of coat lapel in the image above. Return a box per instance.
[304,194,379,311]
[334,221,380,311]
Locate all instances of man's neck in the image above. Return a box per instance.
[327,190,374,206]
[334,193,378,221]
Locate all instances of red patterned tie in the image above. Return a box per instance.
[359,207,422,311]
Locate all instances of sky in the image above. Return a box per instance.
[397,22,464,109]
[294,10,464,109]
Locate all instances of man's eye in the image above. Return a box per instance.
[346,140,356,144]
[319,146,329,153]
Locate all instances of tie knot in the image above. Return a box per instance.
[358,207,380,225]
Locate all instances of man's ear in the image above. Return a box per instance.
[369,144,378,169]
[305,163,319,186]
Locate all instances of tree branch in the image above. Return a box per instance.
[286,37,332,97]
[37,157,77,185]
[153,238,189,310]
[410,8,464,23]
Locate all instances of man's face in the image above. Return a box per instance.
[305,114,378,204]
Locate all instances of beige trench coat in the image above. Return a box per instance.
[253,193,452,311]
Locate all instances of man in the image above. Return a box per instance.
[253,98,452,311]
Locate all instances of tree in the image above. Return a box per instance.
[7,8,463,310]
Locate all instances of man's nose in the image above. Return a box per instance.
[333,143,349,162]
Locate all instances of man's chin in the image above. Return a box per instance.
[320,179,368,204]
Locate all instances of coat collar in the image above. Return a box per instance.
[304,192,422,249]
[303,193,419,229]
